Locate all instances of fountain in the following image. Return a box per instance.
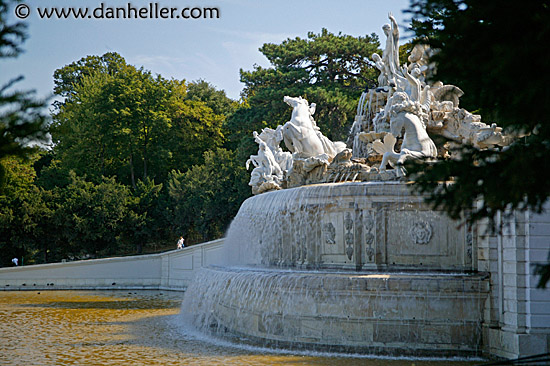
[182,14,512,357]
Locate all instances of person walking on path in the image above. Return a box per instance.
[177,237,185,249]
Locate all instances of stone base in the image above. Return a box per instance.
[483,327,550,359]
[184,266,490,356]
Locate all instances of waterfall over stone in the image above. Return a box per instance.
[182,182,489,356]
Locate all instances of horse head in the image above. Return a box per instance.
[258,127,279,146]
[284,95,307,108]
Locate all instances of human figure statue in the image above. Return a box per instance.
[382,12,400,86]
[256,126,293,173]
[407,43,430,75]
[372,85,396,132]
[308,103,317,123]
[246,131,283,186]
[374,92,437,177]
[402,65,422,102]
[372,53,389,88]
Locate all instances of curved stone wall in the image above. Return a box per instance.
[0,239,224,290]
[183,266,489,356]
[223,182,475,271]
[182,182,489,356]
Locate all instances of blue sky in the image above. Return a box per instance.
[2,0,412,101]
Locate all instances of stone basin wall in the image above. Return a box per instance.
[224,182,474,272]
[183,266,489,356]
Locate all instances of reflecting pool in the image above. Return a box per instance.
[0,291,482,365]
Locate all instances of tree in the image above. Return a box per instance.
[95,69,175,186]
[52,52,127,100]
[123,178,166,254]
[405,0,550,286]
[51,61,174,187]
[0,0,48,189]
[186,79,238,117]
[167,148,250,243]
[167,97,225,173]
[50,54,227,187]
[226,28,381,159]
[0,155,41,265]
[44,53,234,255]
[51,173,136,259]
[49,71,114,184]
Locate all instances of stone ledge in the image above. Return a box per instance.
[186,266,489,357]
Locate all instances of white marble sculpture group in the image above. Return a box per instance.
[247,14,512,194]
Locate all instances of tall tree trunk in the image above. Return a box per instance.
[130,153,136,189]
[143,155,147,180]
[143,132,148,180]
[100,144,105,177]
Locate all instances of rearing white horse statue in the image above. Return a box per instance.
[374,92,437,176]
[282,96,345,158]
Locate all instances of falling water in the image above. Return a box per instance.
[182,182,489,357]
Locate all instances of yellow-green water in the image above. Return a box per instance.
[0,291,482,365]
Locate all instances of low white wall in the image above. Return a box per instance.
[160,238,225,290]
[0,239,224,291]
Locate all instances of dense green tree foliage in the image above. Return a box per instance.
[0,0,49,265]
[406,0,550,222]
[405,0,550,286]
[50,55,226,187]
[185,80,239,117]
[0,0,48,189]
[50,173,135,258]
[0,156,40,266]
[52,52,127,99]
[0,154,156,265]
[167,148,250,244]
